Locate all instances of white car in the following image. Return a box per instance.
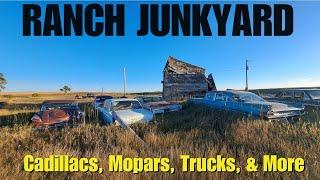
[100,99,154,125]
[135,96,182,114]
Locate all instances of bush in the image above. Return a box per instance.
[2,95,12,99]
[31,93,40,97]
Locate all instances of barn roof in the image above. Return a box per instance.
[164,56,205,74]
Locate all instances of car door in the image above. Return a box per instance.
[212,92,227,110]
[275,91,295,105]
[292,91,309,108]
[226,93,242,113]
[136,97,146,108]
[203,93,215,106]
[100,101,113,123]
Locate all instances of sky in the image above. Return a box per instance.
[0,1,319,92]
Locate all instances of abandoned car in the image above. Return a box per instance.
[92,95,113,109]
[100,99,154,125]
[135,95,182,114]
[190,90,305,121]
[267,89,320,108]
[31,100,84,129]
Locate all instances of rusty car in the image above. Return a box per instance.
[190,90,305,122]
[135,95,182,114]
[31,100,84,129]
[100,98,154,125]
[266,89,320,109]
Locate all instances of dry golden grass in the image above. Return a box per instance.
[0,103,319,179]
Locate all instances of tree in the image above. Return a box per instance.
[0,73,7,91]
[60,85,71,94]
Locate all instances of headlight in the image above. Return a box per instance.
[31,114,42,122]
[267,111,274,116]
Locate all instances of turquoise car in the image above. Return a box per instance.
[190,90,305,121]
[100,99,154,125]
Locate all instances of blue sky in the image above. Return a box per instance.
[0,1,319,92]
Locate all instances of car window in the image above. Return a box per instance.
[215,93,226,101]
[40,105,46,111]
[308,90,320,100]
[237,92,265,102]
[112,101,142,111]
[294,91,309,100]
[281,91,294,99]
[104,101,110,110]
[205,93,215,100]
[142,97,163,103]
[136,97,142,102]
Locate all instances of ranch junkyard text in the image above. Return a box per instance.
[23,3,293,37]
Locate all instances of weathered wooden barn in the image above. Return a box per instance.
[162,56,216,101]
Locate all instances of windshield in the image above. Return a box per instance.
[112,101,142,111]
[142,97,163,103]
[236,92,265,102]
[308,90,320,100]
[42,103,77,110]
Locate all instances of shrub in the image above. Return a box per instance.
[31,93,40,97]
[2,95,12,99]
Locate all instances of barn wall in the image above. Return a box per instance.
[162,57,211,101]
[163,74,208,101]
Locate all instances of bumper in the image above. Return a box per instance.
[32,117,81,130]
[32,121,69,130]
[266,110,306,120]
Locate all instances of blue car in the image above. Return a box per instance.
[190,90,305,121]
[100,98,154,125]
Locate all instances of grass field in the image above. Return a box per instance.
[0,93,319,179]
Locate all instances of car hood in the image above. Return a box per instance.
[114,109,153,125]
[247,101,302,112]
[36,109,70,124]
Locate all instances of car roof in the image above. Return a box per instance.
[108,98,138,102]
[228,90,255,94]
[285,89,320,91]
[207,90,254,94]
[42,100,77,104]
[136,95,162,98]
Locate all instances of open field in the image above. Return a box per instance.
[0,92,132,104]
[0,93,319,179]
